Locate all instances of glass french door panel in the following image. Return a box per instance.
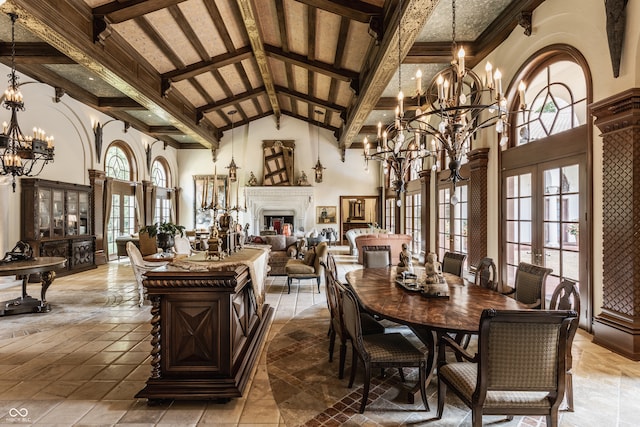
[520,197,532,220]
[506,199,519,219]
[542,162,581,303]
[519,221,532,244]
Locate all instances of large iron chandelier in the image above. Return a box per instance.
[364,0,525,203]
[0,13,55,192]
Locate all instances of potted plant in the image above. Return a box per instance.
[140,222,186,252]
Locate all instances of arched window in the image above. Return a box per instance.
[105,142,135,180]
[151,159,168,187]
[510,58,587,147]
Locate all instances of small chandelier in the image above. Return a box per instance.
[0,13,55,192]
[312,109,325,183]
[226,109,239,182]
[364,0,525,203]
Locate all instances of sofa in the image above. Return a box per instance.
[252,234,300,275]
[345,227,386,256]
[354,233,412,265]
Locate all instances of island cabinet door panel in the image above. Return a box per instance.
[231,285,259,367]
[162,293,232,377]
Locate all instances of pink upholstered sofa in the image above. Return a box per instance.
[354,234,412,265]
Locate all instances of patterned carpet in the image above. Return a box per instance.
[266,304,551,427]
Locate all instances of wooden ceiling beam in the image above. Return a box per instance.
[293,0,382,23]
[93,0,189,24]
[275,85,344,114]
[98,97,145,110]
[264,44,358,82]
[405,42,457,64]
[161,47,252,82]
[197,87,266,115]
[236,0,281,125]
[0,42,73,64]
[374,97,422,110]
[149,125,182,135]
[216,111,274,133]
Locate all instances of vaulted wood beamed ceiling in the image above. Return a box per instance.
[0,0,543,151]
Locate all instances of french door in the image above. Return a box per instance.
[503,154,588,326]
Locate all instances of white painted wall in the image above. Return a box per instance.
[177,114,379,234]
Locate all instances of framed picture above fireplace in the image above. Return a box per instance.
[317,206,337,224]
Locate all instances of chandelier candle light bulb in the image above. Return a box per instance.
[457,47,465,76]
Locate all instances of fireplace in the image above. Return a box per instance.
[244,187,314,235]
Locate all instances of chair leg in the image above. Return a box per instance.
[287,277,292,294]
[138,283,144,307]
[565,371,574,411]
[436,378,446,419]
[360,364,371,413]
[338,341,347,380]
[472,409,483,427]
[419,361,429,411]
[328,329,336,362]
[398,367,405,382]
[348,346,358,388]
[317,276,321,293]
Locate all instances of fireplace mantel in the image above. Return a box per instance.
[245,186,315,234]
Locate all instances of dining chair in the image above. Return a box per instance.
[550,279,581,412]
[436,308,578,427]
[509,262,553,309]
[341,285,428,413]
[126,241,168,306]
[473,257,498,291]
[442,251,466,276]
[321,259,384,379]
[361,245,391,268]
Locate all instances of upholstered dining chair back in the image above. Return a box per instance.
[550,279,581,412]
[442,252,466,276]
[513,262,553,309]
[341,285,428,413]
[138,232,158,256]
[126,241,168,306]
[474,257,498,291]
[437,309,577,427]
[361,245,391,268]
[173,235,192,255]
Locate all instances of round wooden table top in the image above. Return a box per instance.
[0,257,67,276]
[345,266,526,334]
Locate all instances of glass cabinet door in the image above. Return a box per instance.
[79,192,88,235]
[38,188,51,238]
[66,191,78,236]
[52,190,64,237]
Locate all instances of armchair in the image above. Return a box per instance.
[437,309,578,427]
[126,241,168,306]
[284,242,328,294]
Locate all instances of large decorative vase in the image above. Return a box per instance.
[156,233,175,253]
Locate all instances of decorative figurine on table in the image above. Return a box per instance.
[424,252,443,284]
[206,225,225,260]
[398,243,413,269]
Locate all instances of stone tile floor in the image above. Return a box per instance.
[0,246,636,426]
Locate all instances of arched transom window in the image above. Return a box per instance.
[105,143,133,180]
[151,159,168,187]
[514,60,587,146]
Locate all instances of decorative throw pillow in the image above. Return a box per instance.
[303,250,316,266]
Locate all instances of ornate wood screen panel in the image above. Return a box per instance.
[263,140,294,186]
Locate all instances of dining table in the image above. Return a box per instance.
[345,265,526,401]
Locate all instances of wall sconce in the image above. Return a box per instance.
[145,139,167,175]
[92,118,124,163]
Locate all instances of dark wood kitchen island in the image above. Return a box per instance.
[135,248,273,403]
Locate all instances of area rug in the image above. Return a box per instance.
[266,304,550,427]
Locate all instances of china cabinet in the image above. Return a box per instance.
[21,179,96,275]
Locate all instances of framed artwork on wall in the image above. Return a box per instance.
[317,206,337,224]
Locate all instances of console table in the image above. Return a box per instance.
[0,257,67,316]
[136,248,273,403]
